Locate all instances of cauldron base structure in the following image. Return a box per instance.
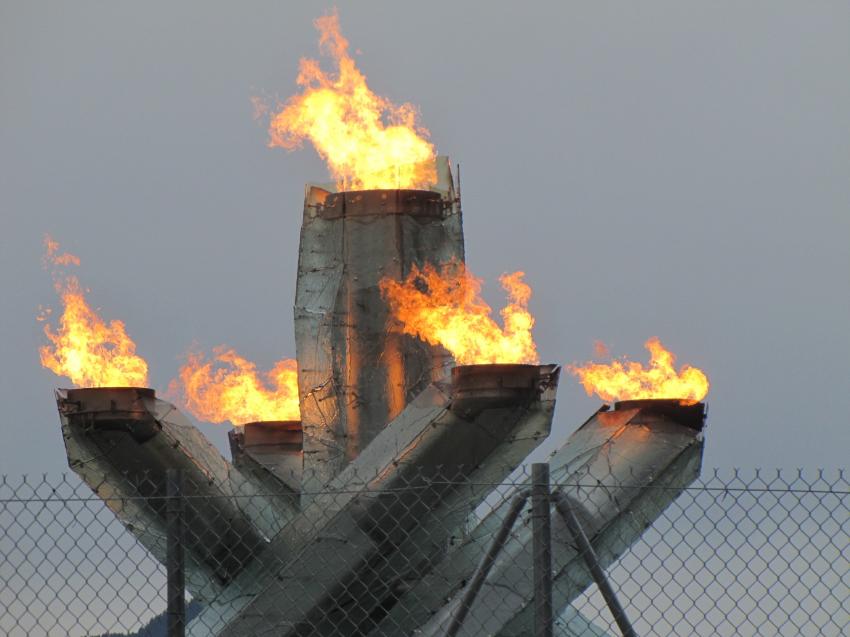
[55,167,707,635]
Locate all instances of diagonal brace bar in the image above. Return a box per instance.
[553,493,638,637]
[445,489,531,637]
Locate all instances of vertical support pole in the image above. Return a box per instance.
[531,463,553,637]
[166,468,186,637]
[554,493,638,637]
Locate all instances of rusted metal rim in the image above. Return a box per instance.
[62,387,158,441]
[451,364,547,391]
[449,364,553,413]
[315,189,446,219]
[63,387,156,416]
[614,398,707,432]
[239,420,302,430]
[240,421,304,449]
[66,387,155,401]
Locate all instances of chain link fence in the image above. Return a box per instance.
[1,467,847,636]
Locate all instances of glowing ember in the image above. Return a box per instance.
[39,236,149,388]
[380,261,539,365]
[171,347,300,425]
[570,338,709,404]
[268,11,437,191]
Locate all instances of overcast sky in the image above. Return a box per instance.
[1,2,848,475]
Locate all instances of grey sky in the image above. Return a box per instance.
[1,2,848,475]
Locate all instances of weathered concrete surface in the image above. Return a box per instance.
[294,157,464,499]
[188,364,559,637]
[57,387,298,601]
[373,400,705,637]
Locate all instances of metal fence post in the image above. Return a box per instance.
[166,468,186,637]
[531,463,553,637]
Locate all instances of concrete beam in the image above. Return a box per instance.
[189,363,559,636]
[373,399,705,636]
[57,387,298,601]
[294,157,465,499]
[228,420,302,500]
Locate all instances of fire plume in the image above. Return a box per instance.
[380,261,539,365]
[172,347,300,425]
[268,11,437,191]
[570,338,709,404]
[39,236,149,388]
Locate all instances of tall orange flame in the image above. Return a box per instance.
[39,236,149,388]
[380,261,539,365]
[171,347,300,425]
[268,11,437,191]
[570,338,709,404]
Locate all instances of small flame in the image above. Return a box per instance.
[39,236,149,388]
[43,235,81,267]
[570,338,709,404]
[171,347,300,425]
[380,261,539,365]
[268,11,437,191]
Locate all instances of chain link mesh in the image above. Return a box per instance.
[1,468,847,636]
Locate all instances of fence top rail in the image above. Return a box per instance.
[0,467,847,503]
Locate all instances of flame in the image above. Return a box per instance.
[570,338,709,404]
[380,261,539,365]
[268,11,437,191]
[39,236,149,388]
[43,235,80,267]
[171,347,300,425]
